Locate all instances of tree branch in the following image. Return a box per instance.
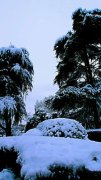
[0,123,6,131]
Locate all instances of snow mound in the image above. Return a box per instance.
[0,169,14,180]
[24,128,42,136]
[37,118,88,139]
[0,136,101,179]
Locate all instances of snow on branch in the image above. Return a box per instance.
[11,63,21,74]
[55,84,101,100]
[0,96,16,114]
[0,46,33,70]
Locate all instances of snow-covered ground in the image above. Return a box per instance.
[0,135,101,179]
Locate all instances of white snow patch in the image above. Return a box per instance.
[87,128,101,132]
[0,96,16,114]
[0,135,101,179]
[11,63,21,73]
[0,169,14,180]
[24,128,42,136]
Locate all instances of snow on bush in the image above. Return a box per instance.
[0,136,101,179]
[24,128,42,136]
[37,118,88,139]
[0,169,14,180]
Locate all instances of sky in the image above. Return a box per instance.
[0,0,101,114]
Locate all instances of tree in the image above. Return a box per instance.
[25,96,59,132]
[0,46,34,136]
[34,96,58,119]
[53,8,101,128]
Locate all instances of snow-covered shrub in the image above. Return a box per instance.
[37,118,88,139]
[0,169,14,180]
[23,128,42,136]
[0,147,21,179]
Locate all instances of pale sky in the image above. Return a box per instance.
[0,0,101,114]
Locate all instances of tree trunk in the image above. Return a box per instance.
[83,46,94,86]
[83,46,100,128]
[5,119,12,136]
[92,100,100,128]
[4,111,12,136]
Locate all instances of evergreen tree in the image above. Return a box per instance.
[0,46,34,136]
[34,96,56,120]
[53,8,101,128]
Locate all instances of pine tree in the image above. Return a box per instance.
[53,8,101,128]
[0,46,34,136]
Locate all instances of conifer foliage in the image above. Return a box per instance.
[53,9,101,128]
[0,46,34,136]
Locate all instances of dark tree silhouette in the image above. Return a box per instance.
[53,8,101,128]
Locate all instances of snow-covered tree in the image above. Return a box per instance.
[34,96,57,119]
[25,96,58,132]
[0,46,34,136]
[53,9,101,128]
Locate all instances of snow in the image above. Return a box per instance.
[55,84,101,101]
[0,96,16,114]
[21,68,31,80]
[0,169,14,180]
[23,128,42,136]
[11,63,21,73]
[0,46,33,70]
[37,118,88,139]
[81,84,100,97]
[0,134,101,179]
[87,128,101,132]
[83,13,101,26]
[0,46,21,55]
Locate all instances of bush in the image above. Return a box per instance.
[0,147,21,178]
[37,118,88,139]
[0,169,14,180]
[35,164,101,180]
[87,129,101,142]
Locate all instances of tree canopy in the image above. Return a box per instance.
[53,8,101,128]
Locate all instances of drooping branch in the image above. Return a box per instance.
[0,123,6,131]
